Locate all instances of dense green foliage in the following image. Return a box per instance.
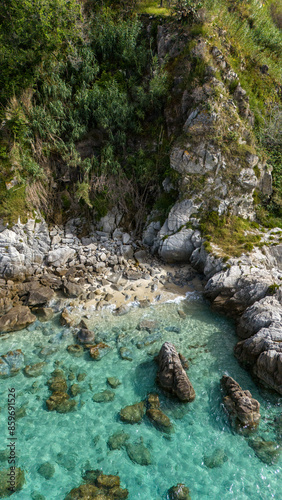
[0,0,281,232]
[0,1,170,225]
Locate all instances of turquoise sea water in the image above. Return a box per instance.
[0,292,281,499]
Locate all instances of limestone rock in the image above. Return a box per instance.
[0,305,36,333]
[237,296,282,339]
[146,393,173,433]
[156,342,195,402]
[221,375,260,431]
[234,326,282,394]
[159,229,194,263]
[47,247,76,268]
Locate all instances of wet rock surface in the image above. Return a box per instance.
[0,305,36,333]
[46,369,77,413]
[168,483,191,500]
[120,401,145,424]
[156,342,195,402]
[65,470,128,499]
[221,375,260,431]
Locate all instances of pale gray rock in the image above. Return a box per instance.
[159,229,194,263]
[47,247,76,268]
[237,297,282,339]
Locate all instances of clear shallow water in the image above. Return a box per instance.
[0,293,281,500]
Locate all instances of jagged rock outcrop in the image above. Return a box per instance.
[156,342,195,402]
[221,375,260,431]
[0,305,36,333]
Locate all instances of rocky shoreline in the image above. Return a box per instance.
[1,215,282,395]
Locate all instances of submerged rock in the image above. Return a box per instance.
[0,305,36,333]
[107,431,130,450]
[156,342,195,402]
[46,370,77,413]
[24,362,46,377]
[126,441,152,466]
[89,343,111,360]
[92,390,115,403]
[56,453,76,471]
[137,319,157,332]
[168,483,191,500]
[203,448,228,468]
[248,437,280,465]
[0,468,25,497]
[119,347,133,361]
[38,462,55,480]
[67,344,84,357]
[76,328,95,344]
[120,401,145,424]
[107,377,121,388]
[65,471,128,499]
[146,393,173,433]
[0,350,25,377]
[221,375,260,431]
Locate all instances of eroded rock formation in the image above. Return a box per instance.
[221,375,260,431]
[156,342,195,402]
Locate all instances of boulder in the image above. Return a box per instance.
[0,468,25,497]
[47,247,76,268]
[156,342,195,402]
[234,325,282,394]
[27,283,54,307]
[0,350,25,377]
[77,328,95,344]
[89,343,111,360]
[146,393,173,433]
[248,437,280,465]
[92,390,115,403]
[168,483,191,500]
[203,448,228,468]
[67,344,84,357]
[24,362,46,377]
[220,375,260,431]
[107,377,121,388]
[38,462,55,480]
[120,401,145,424]
[107,431,130,450]
[125,441,152,466]
[0,305,36,333]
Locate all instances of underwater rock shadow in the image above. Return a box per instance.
[132,360,158,398]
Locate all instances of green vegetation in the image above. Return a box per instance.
[0,0,281,241]
[200,212,262,257]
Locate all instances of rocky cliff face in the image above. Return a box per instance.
[144,24,272,261]
[142,22,282,395]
